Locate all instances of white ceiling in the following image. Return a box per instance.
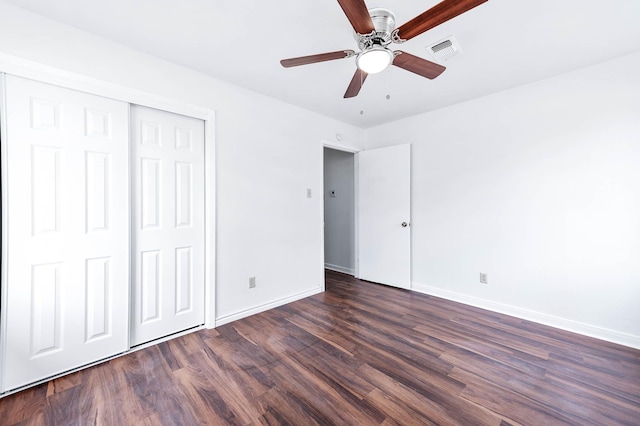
[6,0,640,128]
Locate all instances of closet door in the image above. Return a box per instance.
[2,76,129,391]
[130,105,205,346]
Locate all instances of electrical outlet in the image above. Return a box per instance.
[480,273,488,284]
[249,276,256,288]
[306,188,312,198]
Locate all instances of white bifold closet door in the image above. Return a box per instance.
[2,75,130,391]
[130,105,205,346]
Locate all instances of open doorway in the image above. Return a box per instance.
[322,142,412,288]
[323,147,355,276]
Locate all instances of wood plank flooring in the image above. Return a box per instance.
[2,270,639,425]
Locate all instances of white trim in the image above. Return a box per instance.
[125,102,133,353]
[204,111,216,328]
[0,53,210,120]
[353,152,360,279]
[322,138,362,153]
[215,288,323,326]
[412,281,640,350]
[0,73,8,391]
[324,264,355,276]
[319,140,326,292]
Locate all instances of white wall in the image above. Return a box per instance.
[0,2,365,324]
[2,2,638,349]
[364,51,640,348]
[323,148,355,274]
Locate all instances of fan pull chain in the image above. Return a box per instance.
[359,70,365,116]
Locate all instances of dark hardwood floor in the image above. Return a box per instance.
[2,270,639,425]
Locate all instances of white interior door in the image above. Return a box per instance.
[358,144,411,289]
[130,105,205,346]
[2,75,129,391]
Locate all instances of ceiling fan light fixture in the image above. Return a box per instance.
[356,46,393,74]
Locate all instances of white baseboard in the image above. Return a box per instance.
[412,282,640,350]
[324,263,355,275]
[215,287,323,327]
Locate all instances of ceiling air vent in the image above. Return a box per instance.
[427,36,462,61]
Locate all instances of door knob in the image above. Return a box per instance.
[401,222,408,227]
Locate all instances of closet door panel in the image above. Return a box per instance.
[131,105,205,346]
[2,76,129,391]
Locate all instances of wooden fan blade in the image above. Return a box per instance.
[337,0,375,34]
[392,51,446,79]
[280,50,355,68]
[395,0,488,42]
[344,68,368,98]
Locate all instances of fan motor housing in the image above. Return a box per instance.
[355,8,396,49]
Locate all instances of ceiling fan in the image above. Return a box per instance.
[280,0,488,98]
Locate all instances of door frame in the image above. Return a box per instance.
[0,53,217,343]
[321,139,361,287]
